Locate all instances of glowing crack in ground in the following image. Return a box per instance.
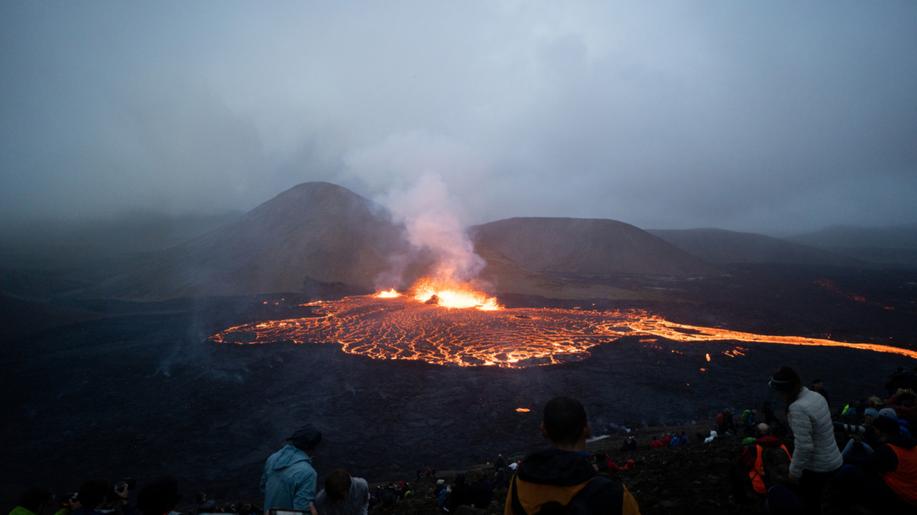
[210,294,917,368]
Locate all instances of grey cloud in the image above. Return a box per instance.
[1,1,915,233]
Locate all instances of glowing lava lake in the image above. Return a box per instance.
[210,291,917,367]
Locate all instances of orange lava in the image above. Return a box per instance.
[409,278,502,311]
[375,289,401,299]
[210,294,917,368]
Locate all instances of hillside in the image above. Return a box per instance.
[790,224,917,268]
[93,182,409,299]
[650,228,857,267]
[472,218,715,278]
[91,190,727,301]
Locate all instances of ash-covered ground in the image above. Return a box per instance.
[3,265,916,505]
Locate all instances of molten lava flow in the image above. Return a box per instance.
[375,289,401,299]
[409,278,502,311]
[210,293,917,368]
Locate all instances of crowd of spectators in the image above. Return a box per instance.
[8,366,917,515]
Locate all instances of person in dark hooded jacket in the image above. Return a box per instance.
[504,397,640,515]
[865,414,917,511]
[261,425,322,513]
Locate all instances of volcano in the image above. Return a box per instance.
[473,217,714,277]
[96,182,722,301]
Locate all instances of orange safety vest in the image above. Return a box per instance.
[748,443,790,495]
[883,444,917,506]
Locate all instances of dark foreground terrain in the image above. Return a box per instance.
[2,265,916,507]
[371,428,756,515]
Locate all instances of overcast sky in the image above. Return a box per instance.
[2,1,916,233]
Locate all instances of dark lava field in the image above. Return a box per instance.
[3,265,916,503]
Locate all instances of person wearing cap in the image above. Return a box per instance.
[768,366,842,514]
[504,396,640,515]
[863,413,917,511]
[840,407,880,466]
[261,425,322,513]
[878,407,913,439]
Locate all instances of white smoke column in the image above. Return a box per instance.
[384,173,484,283]
[343,131,493,287]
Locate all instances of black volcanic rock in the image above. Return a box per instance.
[472,217,715,278]
[650,228,858,267]
[94,182,409,299]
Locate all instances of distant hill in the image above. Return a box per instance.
[791,224,917,249]
[789,224,917,267]
[0,211,242,270]
[472,218,715,278]
[649,228,857,267]
[93,182,410,299]
[93,184,914,301]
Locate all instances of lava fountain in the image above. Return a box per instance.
[410,277,501,311]
[210,281,917,367]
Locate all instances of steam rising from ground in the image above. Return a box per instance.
[342,132,493,290]
[382,174,484,284]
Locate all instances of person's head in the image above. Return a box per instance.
[77,481,111,510]
[18,487,52,513]
[873,415,900,442]
[864,407,879,424]
[137,477,181,515]
[769,366,802,402]
[541,396,589,449]
[288,424,322,452]
[756,422,770,436]
[324,469,352,502]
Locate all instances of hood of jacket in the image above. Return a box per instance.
[270,443,311,471]
[518,448,595,486]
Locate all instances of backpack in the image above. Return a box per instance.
[760,445,791,486]
[510,474,623,515]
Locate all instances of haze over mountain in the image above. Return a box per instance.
[650,228,858,267]
[789,224,917,267]
[22,182,916,301]
[93,182,410,299]
[90,183,720,301]
[0,211,242,271]
[791,224,917,249]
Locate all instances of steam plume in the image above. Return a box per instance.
[382,173,485,285]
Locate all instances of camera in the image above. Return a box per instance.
[833,422,865,435]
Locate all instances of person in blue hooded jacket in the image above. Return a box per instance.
[261,424,322,513]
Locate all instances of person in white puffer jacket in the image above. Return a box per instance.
[769,366,842,514]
